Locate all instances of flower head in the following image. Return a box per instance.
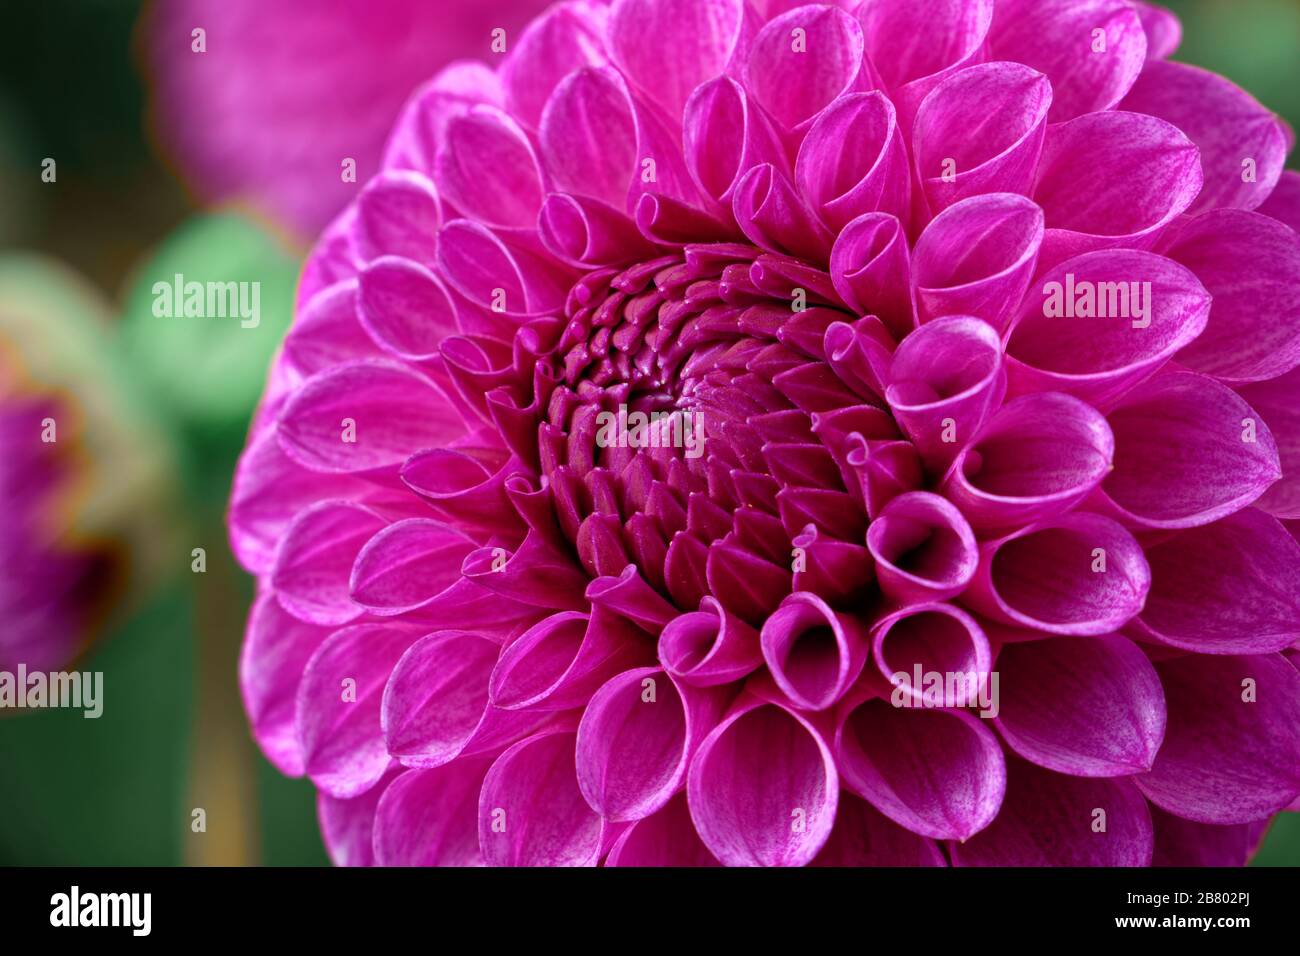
[232,0,1300,866]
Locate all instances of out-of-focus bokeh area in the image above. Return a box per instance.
[0,0,1297,865]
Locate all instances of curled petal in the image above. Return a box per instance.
[836,696,1005,841]
[828,213,915,338]
[576,666,729,821]
[1128,508,1300,655]
[401,449,527,541]
[1137,652,1300,824]
[993,634,1165,776]
[795,92,910,231]
[659,596,764,686]
[746,5,866,131]
[866,492,978,603]
[941,392,1114,530]
[540,193,659,268]
[871,602,992,703]
[437,219,572,317]
[760,592,870,711]
[478,729,611,866]
[489,607,651,711]
[1095,370,1282,529]
[685,76,792,206]
[950,757,1153,866]
[887,315,1006,471]
[963,512,1150,636]
[732,163,833,261]
[910,193,1044,332]
[687,694,838,866]
[913,63,1051,216]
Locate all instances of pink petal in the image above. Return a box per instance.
[1258,170,1300,233]
[912,63,1051,216]
[239,592,332,776]
[353,170,441,266]
[357,256,458,362]
[950,757,1153,865]
[963,512,1150,635]
[1096,370,1282,528]
[994,633,1165,776]
[941,392,1114,531]
[270,500,387,626]
[684,76,790,206]
[886,315,1006,471]
[866,491,978,602]
[795,92,910,231]
[1150,805,1270,867]
[760,593,870,711]
[1236,365,1300,519]
[1033,111,1201,269]
[434,106,544,229]
[837,695,1005,840]
[382,630,548,768]
[296,622,421,799]
[478,728,611,866]
[828,212,915,338]
[277,360,465,475]
[1137,652,1300,824]
[1158,209,1300,383]
[489,608,652,711]
[499,1,609,130]
[745,5,866,131]
[659,596,765,686]
[1005,249,1210,408]
[576,666,729,821]
[871,602,993,703]
[990,0,1147,122]
[910,193,1044,332]
[373,758,491,866]
[436,218,572,316]
[539,66,638,212]
[811,792,947,866]
[1133,1,1181,59]
[687,694,839,866]
[317,767,400,867]
[607,0,746,122]
[1121,59,1288,214]
[605,791,721,866]
[1128,508,1300,655]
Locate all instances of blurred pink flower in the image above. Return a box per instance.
[142,0,554,238]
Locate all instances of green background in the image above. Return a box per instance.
[0,0,1297,866]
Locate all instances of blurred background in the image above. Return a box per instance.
[0,0,1297,866]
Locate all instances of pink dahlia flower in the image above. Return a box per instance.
[232,0,1300,866]
[142,0,552,238]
